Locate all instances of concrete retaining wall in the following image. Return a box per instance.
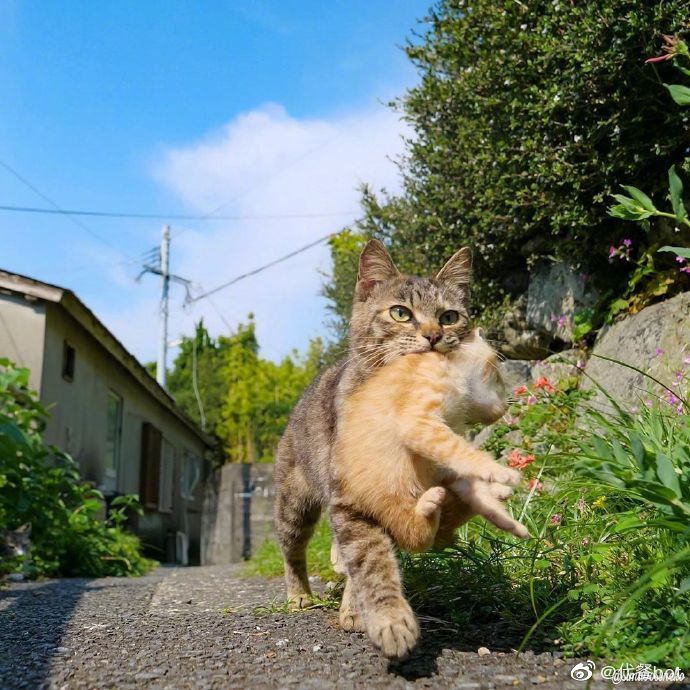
[201,463,276,565]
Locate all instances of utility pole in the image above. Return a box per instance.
[138,226,191,390]
[157,225,171,388]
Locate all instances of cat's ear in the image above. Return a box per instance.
[356,239,399,301]
[436,247,472,293]
[16,523,31,535]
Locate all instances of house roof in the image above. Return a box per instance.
[0,269,213,448]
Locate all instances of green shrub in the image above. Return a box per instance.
[0,358,156,578]
[324,1,690,336]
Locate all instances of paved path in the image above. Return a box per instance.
[0,566,678,689]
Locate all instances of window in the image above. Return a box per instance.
[62,341,75,381]
[139,422,162,509]
[158,440,175,513]
[104,391,123,488]
[180,452,201,501]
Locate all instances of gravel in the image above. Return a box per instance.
[0,566,682,689]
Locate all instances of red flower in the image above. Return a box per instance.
[507,449,536,469]
[514,385,528,396]
[534,376,556,393]
[551,514,562,526]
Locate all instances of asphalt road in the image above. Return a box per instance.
[0,566,684,689]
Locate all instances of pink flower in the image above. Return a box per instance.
[681,266,690,274]
[507,450,536,469]
[656,348,665,357]
[608,246,618,260]
[645,34,682,63]
[622,238,632,247]
[665,391,680,406]
[683,356,690,366]
[527,395,538,405]
[581,538,590,547]
[644,399,653,407]
[528,478,543,492]
[676,255,686,264]
[551,514,562,526]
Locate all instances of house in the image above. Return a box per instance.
[0,269,213,564]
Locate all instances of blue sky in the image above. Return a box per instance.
[0,1,429,364]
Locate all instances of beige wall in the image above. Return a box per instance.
[0,292,46,391]
[40,303,207,561]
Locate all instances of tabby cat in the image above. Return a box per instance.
[274,240,518,659]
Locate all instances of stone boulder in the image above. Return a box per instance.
[526,262,599,344]
[492,295,554,360]
[582,291,690,408]
[531,348,587,385]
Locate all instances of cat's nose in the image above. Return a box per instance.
[422,331,442,346]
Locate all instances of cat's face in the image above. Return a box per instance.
[350,240,472,365]
[1,523,31,559]
[460,330,507,425]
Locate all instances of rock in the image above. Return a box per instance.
[501,359,535,390]
[477,646,491,656]
[531,348,587,385]
[526,262,599,343]
[582,291,690,409]
[493,296,554,360]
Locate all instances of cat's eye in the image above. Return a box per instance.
[439,310,459,325]
[390,305,412,322]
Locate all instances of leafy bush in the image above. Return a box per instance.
[0,358,156,578]
[324,2,690,338]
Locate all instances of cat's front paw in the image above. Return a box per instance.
[366,600,420,659]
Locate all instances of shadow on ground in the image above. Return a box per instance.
[0,579,92,689]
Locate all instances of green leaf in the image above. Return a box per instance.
[656,452,681,496]
[665,83,690,106]
[668,166,687,223]
[622,186,657,213]
[658,245,690,259]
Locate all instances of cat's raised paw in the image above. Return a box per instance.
[414,486,447,518]
[366,601,420,659]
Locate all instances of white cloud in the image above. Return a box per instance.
[102,101,408,363]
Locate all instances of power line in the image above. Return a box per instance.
[0,159,135,260]
[0,203,358,222]
[187,231,338,304]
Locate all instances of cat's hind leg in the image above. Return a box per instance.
[274,451,322,609]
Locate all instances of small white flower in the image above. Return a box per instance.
[520,23,528,30]
[554,94,561,102]
[574,135,582,143]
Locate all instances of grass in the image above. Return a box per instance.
[246,517,336,581]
